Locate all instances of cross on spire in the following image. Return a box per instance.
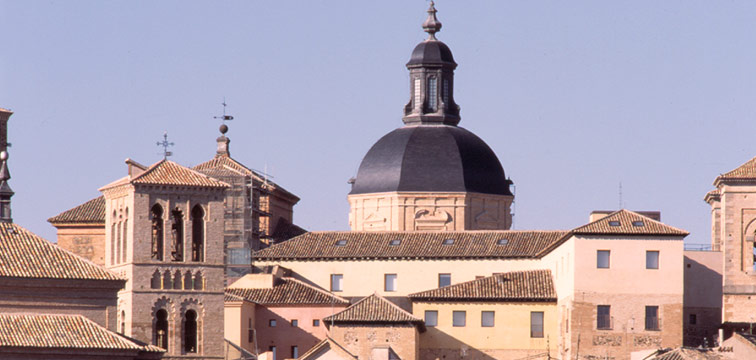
[213,98,234,135]
[156,131,175,159]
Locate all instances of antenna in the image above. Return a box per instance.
[156,131,175,159]
[618,182,623,209]
[213,97,234,124]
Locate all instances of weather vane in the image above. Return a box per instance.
[156,131,175,159]
[213,98,234,135]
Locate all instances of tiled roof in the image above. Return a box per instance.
[0,222,121,281]
[253,231,568,261]
[131,159,228,188]
[299,337,358,360]
[0,314,162,352]
[269,218,307,244]
[704,189,721,203]
[193,155,298,199]
[47,196,105,224]
[645,347,731,360]
[409,270,557,302]
[717,156,756,182]
[323,294,423,325]
[570,209,688,236]
[225,277,349,305]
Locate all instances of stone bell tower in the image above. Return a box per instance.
[347,2,514,232]
[100,158,228,359]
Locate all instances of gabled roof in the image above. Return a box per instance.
[409,270,557,302]
[570,209,688,237]
[298,337,357,360]
[716,156,756,184]
[253,230,568,261]
[0,314,163,352]
[323,293,423,326]
[0,222,121,281]
[193,154,298,200]
[225,277,349,305]
[47,196,105,225]
[100,159,228,191]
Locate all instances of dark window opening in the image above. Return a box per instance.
[191,205,204,262]
[151,205,164,260]
[184,310,197,353]
[171,208,184,261]
[155,309,168,350]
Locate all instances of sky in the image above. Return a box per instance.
[2,1,756,245]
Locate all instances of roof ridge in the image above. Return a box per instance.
[371,293,422,321]
[130,158,168,182]
[283,277,349,303]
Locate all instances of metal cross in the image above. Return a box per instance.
[156,131,175,159]
[213,98,234,124]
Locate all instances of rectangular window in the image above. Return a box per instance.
[428,77,438,111]
[291,319,298,327]
[646,251,659,269]
[269,319,277,327]
[414,78,421,108]
[269,346,277,360]
[443,79,450,105]
[645,306,659,330]
[597,305,611,330]
[453,311,466,327]
[313,319,320,327]
[531,312,544,338]
[689,314,697,325]
[291,346,298,359]
[248,318,254,343]
[597,250,610,269]
[481,311,495,327]
[425,310,438,327]
[384,274,397,292]
[439,273,451,288]
[330,274,343,292]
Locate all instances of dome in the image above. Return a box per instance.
[349,125,512,196]
[407,40,456,67]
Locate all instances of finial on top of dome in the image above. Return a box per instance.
[422,1,442,40]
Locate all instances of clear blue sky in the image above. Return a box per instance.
[2,1,756,244]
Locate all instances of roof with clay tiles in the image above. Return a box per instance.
[100,159,228,191]
[225,277,349,305]
[0,314,163,352]
[0,222,121,281]
[716,156,756,183]
[47,196,105,224]
[193,154,298,199]
[409,270,557,302]
[570,209,688,236]
[323,293,423,325]
[253,230,568,260]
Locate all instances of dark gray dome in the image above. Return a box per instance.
[350,125,512,196]
[407,40,456,67]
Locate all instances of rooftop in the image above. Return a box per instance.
[323,293,424,327]
[225,277,349,305]
[47,196,105,225]
[409,270,557,302]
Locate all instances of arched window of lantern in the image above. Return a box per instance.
[191,205,204,262]
[155,309,169,350]
[151,204,164,261]
[427,76,438,111]
[184,310,198,353]
[171,208,184,262]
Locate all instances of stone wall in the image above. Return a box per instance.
[55,225,106,266]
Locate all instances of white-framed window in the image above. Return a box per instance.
[481,311,495,327]
[384,274,397,292]
[330,274,343,292]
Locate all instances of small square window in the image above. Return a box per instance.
[389,239,401,246]
[335,239,347,246]
[331,274,343,292]
[608,221,621,227]
[385,274,397,292]
[442,238,454,245]
[291,319,298,327]
[313,319,320,327]
[632,220,644,227]
[496,238,509,245]
[646,251,659,269]
[597,250,610,269]
[439,273,451,287]
[481,311,495,327]
[269,319,277,327]
[425,310,438,327]
[453,311,466,327]
[689,314,697,325]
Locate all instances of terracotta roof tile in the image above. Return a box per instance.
[225,277,349,305]
[716,156,756,183]
[131,160,228,188]
[570,209,688,237]
[0,314,163,352]
[409,270,557,302]
[253,231,568,261]
[193,155,298,199]
[323,294,423,325]
[704,189,721,203]
[47,196,105,224]
[0,222,121,281]
[299,337,358,360]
